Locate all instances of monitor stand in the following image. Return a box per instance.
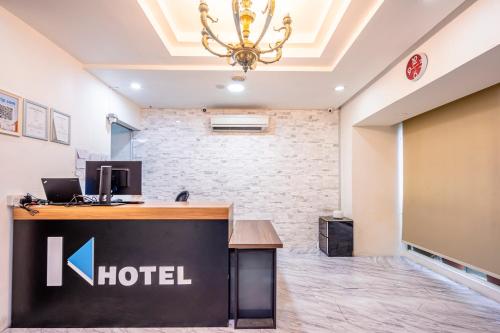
[98,165,113,204]
[111,199,145,205]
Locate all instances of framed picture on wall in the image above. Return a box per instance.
[51,109,71,145]
[0,89,22,136]
[23,100,49,140]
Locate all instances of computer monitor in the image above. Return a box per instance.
[85,161,142,196]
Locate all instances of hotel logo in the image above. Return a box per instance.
[46,237,191,287]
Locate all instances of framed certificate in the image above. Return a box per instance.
[51,109,71,145]
[23,100,49,140]
[0,89,22,137]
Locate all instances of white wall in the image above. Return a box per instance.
[351,0,500,126]
[0,6,140,329]
[135,108,340,249]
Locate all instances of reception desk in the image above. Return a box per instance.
[12,203,233,328]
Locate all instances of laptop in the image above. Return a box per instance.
[41,178,83,204]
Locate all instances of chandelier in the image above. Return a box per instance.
[199,0,292,72]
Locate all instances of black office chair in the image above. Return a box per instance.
[175,191,190,202]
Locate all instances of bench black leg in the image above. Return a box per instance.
[234,249,277,329]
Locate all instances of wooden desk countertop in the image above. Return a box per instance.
[229,220,283,249]
[13,202,233,221]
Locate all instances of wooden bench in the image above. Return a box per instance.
[229,220,283,329]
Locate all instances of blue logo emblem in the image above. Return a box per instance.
[67,238,94,285]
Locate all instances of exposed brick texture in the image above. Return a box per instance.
[134,109,339,248]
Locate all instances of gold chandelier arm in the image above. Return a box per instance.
[202,32,232,58]
[199,1,236,50]
[232,0,245,45]
[260,14,292,54]
[227,56,237,66]
[254,0,275,47]
[258,47,282,64]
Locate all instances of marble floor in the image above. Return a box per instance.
[4,250,500,333]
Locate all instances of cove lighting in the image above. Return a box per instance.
[335,85,345,92]
[227,83,245,93]
[130,82,142,90]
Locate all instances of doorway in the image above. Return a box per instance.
[111,123,133,160]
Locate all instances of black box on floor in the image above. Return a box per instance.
[319,216,353,257]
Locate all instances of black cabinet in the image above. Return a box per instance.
[319,216,353,257]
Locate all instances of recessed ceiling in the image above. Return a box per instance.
[0,0,467,109]
[138,0,352,58]
[159,0,338,44]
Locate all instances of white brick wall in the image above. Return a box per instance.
[134,109,340,248]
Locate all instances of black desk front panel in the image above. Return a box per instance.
[12,220,229,327]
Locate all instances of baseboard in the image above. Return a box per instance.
[404,249,500,303]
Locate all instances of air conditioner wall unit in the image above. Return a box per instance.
[210,115,269,131]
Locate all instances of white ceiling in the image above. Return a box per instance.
[0,0,467,109]
[139,0,352,58]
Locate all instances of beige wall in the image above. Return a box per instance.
[341,104,400,256]
[351,126,400,256]
[0,6,140,329]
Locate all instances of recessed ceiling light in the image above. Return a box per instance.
[130,82,142,90]
[334,85,345,92]
[227,83,245,93]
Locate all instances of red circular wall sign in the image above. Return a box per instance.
[406,53,428,81]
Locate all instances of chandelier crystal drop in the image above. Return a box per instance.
[199,0,292,72]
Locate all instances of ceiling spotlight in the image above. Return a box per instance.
[130,82,142,90]
[227,83,245,93]
[335,85,345,92]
